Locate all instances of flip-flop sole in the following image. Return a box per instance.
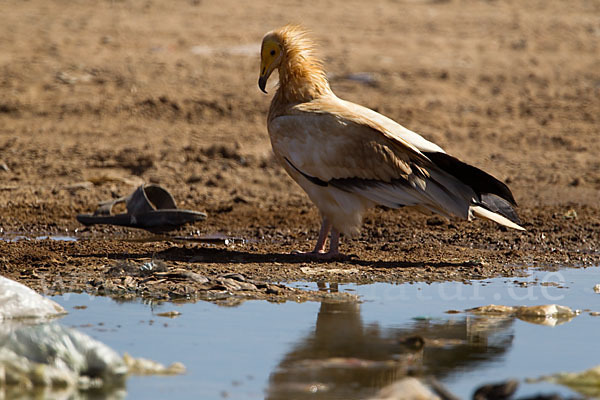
[76,209,206,232]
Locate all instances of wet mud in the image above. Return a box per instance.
[1,0,599,302]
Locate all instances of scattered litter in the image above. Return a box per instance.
[0,322,186,395]
[77,184,206,233]
[0,276,66,321]
[107,260,167,277]
[0,323,127,390]
[594,284,600,293]
[140,260,167,273]
[590,312,600,317]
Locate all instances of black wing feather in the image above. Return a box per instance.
[423,152,517,206]
[423,151,521,224]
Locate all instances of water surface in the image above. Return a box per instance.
[52,266,600,399]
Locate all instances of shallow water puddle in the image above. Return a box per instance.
[51,266,600,399]
[0,234,79,242]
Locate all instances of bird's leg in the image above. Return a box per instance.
[293,223,345,260]
[326,228,340,258]
[292,217,331,255]
[312,217,332,253]
[310,228,343,259]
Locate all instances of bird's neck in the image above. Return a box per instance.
[276,52,332,104]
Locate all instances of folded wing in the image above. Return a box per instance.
[269,95,523,229]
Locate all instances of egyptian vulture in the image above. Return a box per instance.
[258,25,524,259]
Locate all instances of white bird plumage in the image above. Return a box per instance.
[259,25,524,259]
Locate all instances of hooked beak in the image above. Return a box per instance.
[258,57,276,94]
[258,75,268,93]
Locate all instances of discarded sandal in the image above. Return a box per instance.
[76,184,207,233]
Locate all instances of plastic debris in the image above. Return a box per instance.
[0,323,186,395]
[0,277,185,394]
[0,276,66,321]
[0,323,127,390]
[594,284,600,294]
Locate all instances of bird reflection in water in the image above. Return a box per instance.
[266,283,514,400]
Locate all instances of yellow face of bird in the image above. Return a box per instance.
[258,37,282,93]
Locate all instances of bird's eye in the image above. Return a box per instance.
[270,49,276,56]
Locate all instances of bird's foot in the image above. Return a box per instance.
[291,249,348,261]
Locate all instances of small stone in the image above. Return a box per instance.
[468,305,516,315]
[563,208,578,219]
[123,276,136,287]
[155,311,181,318]
[218,278,241,291]
[179,271,209,283]
[516,304,575,318]
[220,273,246,282]
[265,285,282,295]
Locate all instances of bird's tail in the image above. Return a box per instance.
[423,151,525,231]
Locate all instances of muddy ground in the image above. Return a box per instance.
[1,0,599,302]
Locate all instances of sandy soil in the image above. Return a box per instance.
[1,0,599,302]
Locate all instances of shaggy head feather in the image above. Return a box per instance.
[260,25,331,103]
